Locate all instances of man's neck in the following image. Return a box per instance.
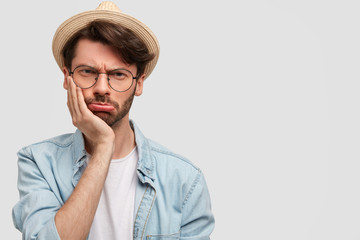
[112,118,136,159]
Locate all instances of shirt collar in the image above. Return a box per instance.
[71,120,155,181]
[130,120,155,181]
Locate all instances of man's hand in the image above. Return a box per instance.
[66,76,115,154]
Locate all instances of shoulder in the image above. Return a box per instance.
[147,138,200,172]
[21,133,74,150]
[132,120,199,172]
[18,133,76,163]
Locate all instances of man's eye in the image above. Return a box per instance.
[114,72,124,77]
[76,67,97,77]
[111,71,128,80]
[81,69,96,74]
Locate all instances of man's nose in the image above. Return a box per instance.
[93,73,111,95]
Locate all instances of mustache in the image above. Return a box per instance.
[85,95,119,109]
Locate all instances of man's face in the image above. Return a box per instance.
[63,38,145,128]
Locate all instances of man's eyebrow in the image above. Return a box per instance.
[107,67,131,72]
[72,64,97,69]
[72,64,132,72]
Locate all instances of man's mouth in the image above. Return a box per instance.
[88,102,115,112]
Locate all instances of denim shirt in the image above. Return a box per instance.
[12,121,214,240]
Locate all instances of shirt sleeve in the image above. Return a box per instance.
[12,147,62,240]
[180,170,215,239]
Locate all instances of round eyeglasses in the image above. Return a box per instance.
[69,65,137,92]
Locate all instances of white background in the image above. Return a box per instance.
[1,0,360,239]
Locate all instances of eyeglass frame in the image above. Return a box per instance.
[69,65,138,92]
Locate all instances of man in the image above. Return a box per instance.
[12,1,214,240]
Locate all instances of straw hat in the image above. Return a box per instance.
[52,1,159,79]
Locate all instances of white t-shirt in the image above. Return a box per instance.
[87,147,138,240]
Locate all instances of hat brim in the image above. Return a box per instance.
[52,9,159,79]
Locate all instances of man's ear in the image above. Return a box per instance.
[135,74,145,96]
[63,67,70,90]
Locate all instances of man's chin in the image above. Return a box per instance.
[93,111,109,117]
[94,112,126,128]
[93,112,113,125]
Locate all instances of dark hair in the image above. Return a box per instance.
[62,20,155,77]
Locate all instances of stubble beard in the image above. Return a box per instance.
[86,89,136,128]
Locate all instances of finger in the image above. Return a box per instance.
[76,84,89,115]
[68,76,81,116]
[67,77,75,116]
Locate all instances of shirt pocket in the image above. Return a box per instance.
[146,231,180,240]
